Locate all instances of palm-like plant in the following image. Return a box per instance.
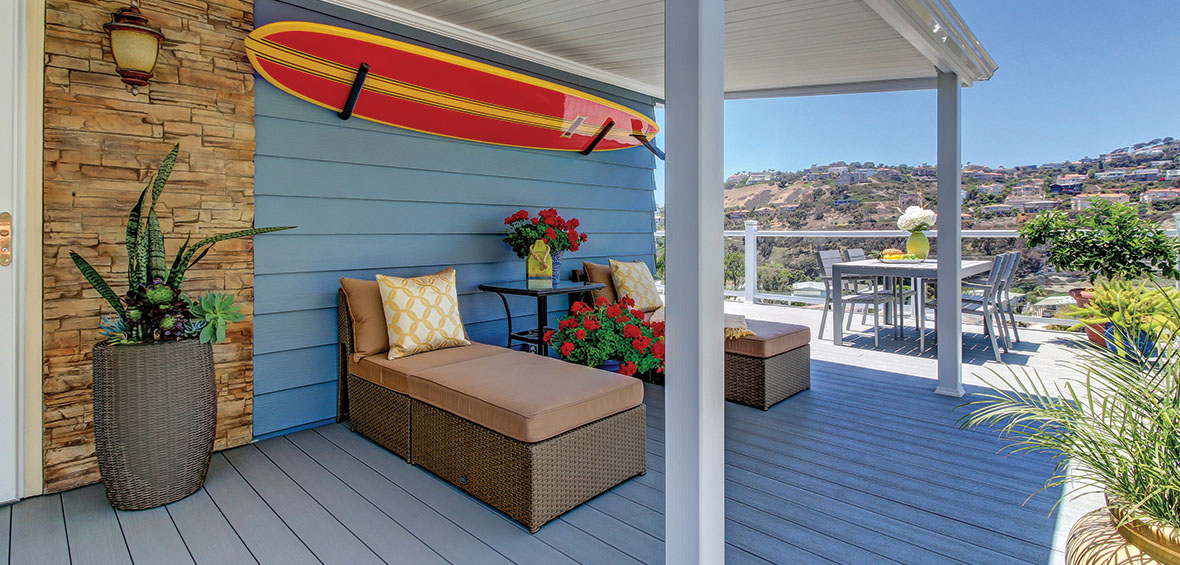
[960,308,1180,528]
[69,144,294,343]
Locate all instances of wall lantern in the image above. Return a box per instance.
[103,0,164,95]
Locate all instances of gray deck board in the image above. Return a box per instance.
[9,493,69,564]
[61,485,132,565]
[115,506,194,565]
[5,313,1082,564]
[255,436,447,564]
[221,445,379,564]
[285,429,513,565]
[0,505,8,562]
[166,488,257,564]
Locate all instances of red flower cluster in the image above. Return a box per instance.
[549,297,665,376]
[622,324,643,339]
[618,361,638,377]
[503,208,588,256]
[582,317,601,331]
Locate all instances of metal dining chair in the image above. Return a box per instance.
[816,249,896,347]
[922,253,1009,362]
[843,248,916,334]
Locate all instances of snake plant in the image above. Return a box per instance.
[70,144,294,344]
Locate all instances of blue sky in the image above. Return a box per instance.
[653,0,1180,204]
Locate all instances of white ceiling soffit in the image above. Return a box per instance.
[319,0,997,100]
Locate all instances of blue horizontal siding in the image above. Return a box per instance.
[252,0,658,439]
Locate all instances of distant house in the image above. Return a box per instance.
[835,170,873,185]
[726,210,748,220]
[1095,169,1126,180]
[1141,188,1180,203]
[833,198,858,207]
[1049,180,1083,195]
[727,172,747,183]
[1009,185,1043,200]
[746,171,773,184]
[1128,168,1163,182]
[1071,193,1129,211]
[875,168,902,181]
[913,166,936,177]
[803,172,824,181]
[752,206,775,216]
[963,170,1005,182]
[1040,162,1067,171]
[899,193,924,208]
[982,204,1016,215]
[977,183,1005,196]
[1150,160,1172,168]
[1167,170,1180,180]
[1013,200,1059,213]
[1133,148,1165,158]
[827,166,849,175]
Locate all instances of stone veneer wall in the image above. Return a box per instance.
[42,0,255,492]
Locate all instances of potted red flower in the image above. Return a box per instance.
[545,296,664,377]
[503,208,588,285]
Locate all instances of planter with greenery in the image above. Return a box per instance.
[503,208,588,285]
[1066,279,1180,358]
[1019,200,1180,345]
[72,145,294,510]
[545,296,664,377]
[960,298,1180,563]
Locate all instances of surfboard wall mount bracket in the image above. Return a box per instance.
[579,119,615,156]
[632,134,666,160]
[338,62,371,120]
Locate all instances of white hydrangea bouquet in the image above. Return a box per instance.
[896,206,936,259]
[897,206,936,232]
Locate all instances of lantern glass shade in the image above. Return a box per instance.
[109,27,161,77]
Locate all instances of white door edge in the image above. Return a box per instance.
[0,0,29,504]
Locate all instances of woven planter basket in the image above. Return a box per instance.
[92,339,216,510]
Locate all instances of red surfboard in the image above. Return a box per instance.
[245,21,660,153]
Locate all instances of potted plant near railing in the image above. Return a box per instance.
[70,145,293,510]
[1019,199,1180,345]
[1066,279,1180,358]
[960,298,1180,564]
[545,296,664,377]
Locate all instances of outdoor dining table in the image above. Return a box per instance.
[830,258,993,347]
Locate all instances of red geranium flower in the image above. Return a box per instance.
[605,304,622,318]
[543,330,555,343]
[622,324,642,338]
[580,233,589,242]
[575,329,587,341]
[560,342,575,357]
[651,341,665,359]
[620,296,636,307]
[569,218,579,228]
[615,315,630,323]
[632,337,651,351]
[596,296,611,307]
[582,317,601,331]
[545,228,557,240]
[570,301,590,313]
[630,309,646,319]
[649,321,665,338]
[618,361,637,376]
[532,217,539,225]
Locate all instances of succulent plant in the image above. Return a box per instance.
[188,292,245,344]
[68,144,295,344]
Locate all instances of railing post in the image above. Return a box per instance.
[744,220,758,303]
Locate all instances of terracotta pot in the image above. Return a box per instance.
[1069,288,1106,347]
[1106,494,1180,565]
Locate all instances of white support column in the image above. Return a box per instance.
[664,0,726,562]
[935,70,965,397]
[743,220,758,303]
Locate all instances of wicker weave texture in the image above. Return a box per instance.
[92,340,216,510]
[411,400,647,533]
[347,374,412,461]
[337,289,352,422]
[725,344,811,410]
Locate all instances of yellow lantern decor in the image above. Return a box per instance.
[103,1,164,95]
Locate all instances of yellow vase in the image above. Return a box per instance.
[906,231,930,259]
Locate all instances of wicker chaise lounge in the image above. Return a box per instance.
[337,281,646,533]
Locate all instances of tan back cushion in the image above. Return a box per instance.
[377,268,471,359]
[340,278,389,360]
[609,259,663,312]
[582,261,618,303]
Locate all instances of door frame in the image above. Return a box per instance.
[1,0,30,504]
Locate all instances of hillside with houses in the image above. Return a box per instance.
[717,136,1180,231]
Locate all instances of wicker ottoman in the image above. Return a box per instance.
[725,320,811,410]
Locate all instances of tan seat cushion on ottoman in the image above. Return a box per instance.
[350,343,508,393]
[408,350,643,443]
[725,319,810,358]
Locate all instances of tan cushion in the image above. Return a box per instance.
[724,319,810,358]
[582,261,618,303]
[350,343,509,393]
[340,278,389,361]
[408,350,643,443]
[377,268,471,359]
[609,259,663,312]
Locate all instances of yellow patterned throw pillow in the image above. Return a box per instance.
[377,268,470,359]
[609,259,663,312]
